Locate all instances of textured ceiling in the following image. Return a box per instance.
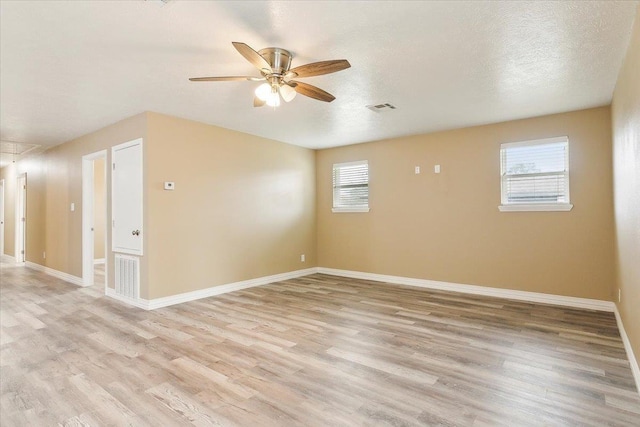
[0,1,637,150]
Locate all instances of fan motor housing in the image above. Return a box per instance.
[258,48,292,75]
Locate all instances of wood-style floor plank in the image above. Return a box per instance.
[1,264,639,426]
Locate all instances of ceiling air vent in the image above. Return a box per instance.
[366,103,397,113]
[1,141,39,156]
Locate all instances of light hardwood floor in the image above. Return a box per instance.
[1,264,639,426]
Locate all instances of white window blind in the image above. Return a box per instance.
[332,160,369,212]
[500,136,572,212]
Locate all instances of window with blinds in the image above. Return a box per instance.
[499,136,573,212]
[332,160,370,212]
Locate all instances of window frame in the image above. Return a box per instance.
[332,160,370,213]
[499,136,573,212]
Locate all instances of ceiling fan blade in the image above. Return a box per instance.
[253,96,266,107]
[189,76,264,82]
[232,42,272,74]
[289,81,336,102]
[287,59,351,78]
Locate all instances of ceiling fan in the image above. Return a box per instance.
[189,42,351,107]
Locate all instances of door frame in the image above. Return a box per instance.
[82,150,108,288]
[15,173,26,263]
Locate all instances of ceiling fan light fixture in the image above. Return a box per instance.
[279,84,297,102]
[255,83,271,101]
[190,42,351,106]
[266,86,281,107]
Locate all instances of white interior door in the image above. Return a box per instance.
[15,174,26,262]
[112,139,143,255]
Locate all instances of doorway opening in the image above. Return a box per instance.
[15,174,26,263]
[82,151,108,289]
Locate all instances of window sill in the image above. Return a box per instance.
[332,207,370,213]
[499,203,573,212]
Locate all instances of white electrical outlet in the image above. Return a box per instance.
[414,166,420,174]
[70,202,75,211]
[434,165,441,174]
[300,254,305,262]
[618,289,621,303]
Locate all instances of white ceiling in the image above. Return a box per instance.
[0,1,637,152]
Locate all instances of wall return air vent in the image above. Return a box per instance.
[366,103,397,113]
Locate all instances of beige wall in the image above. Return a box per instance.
[145,112,316,299]
[612,6,640,371]
[43,114,147,283]
[317,107,615,300]
[0,114,147,290]
[0,106,620,306]
[93,158,106,260]
[1,111,316,301]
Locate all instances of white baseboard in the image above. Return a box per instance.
[318,268,640,392]
[317,267,615,312]
[25,261,85,287]
[105,267,319,310]
[107,265,615,313]
[614,306,640,395]
[24,259,616,315]
[93,258,105,265]
[22,258,636,394]
[105,288,149,310]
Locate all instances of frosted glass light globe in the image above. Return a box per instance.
[255,83,271,101]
